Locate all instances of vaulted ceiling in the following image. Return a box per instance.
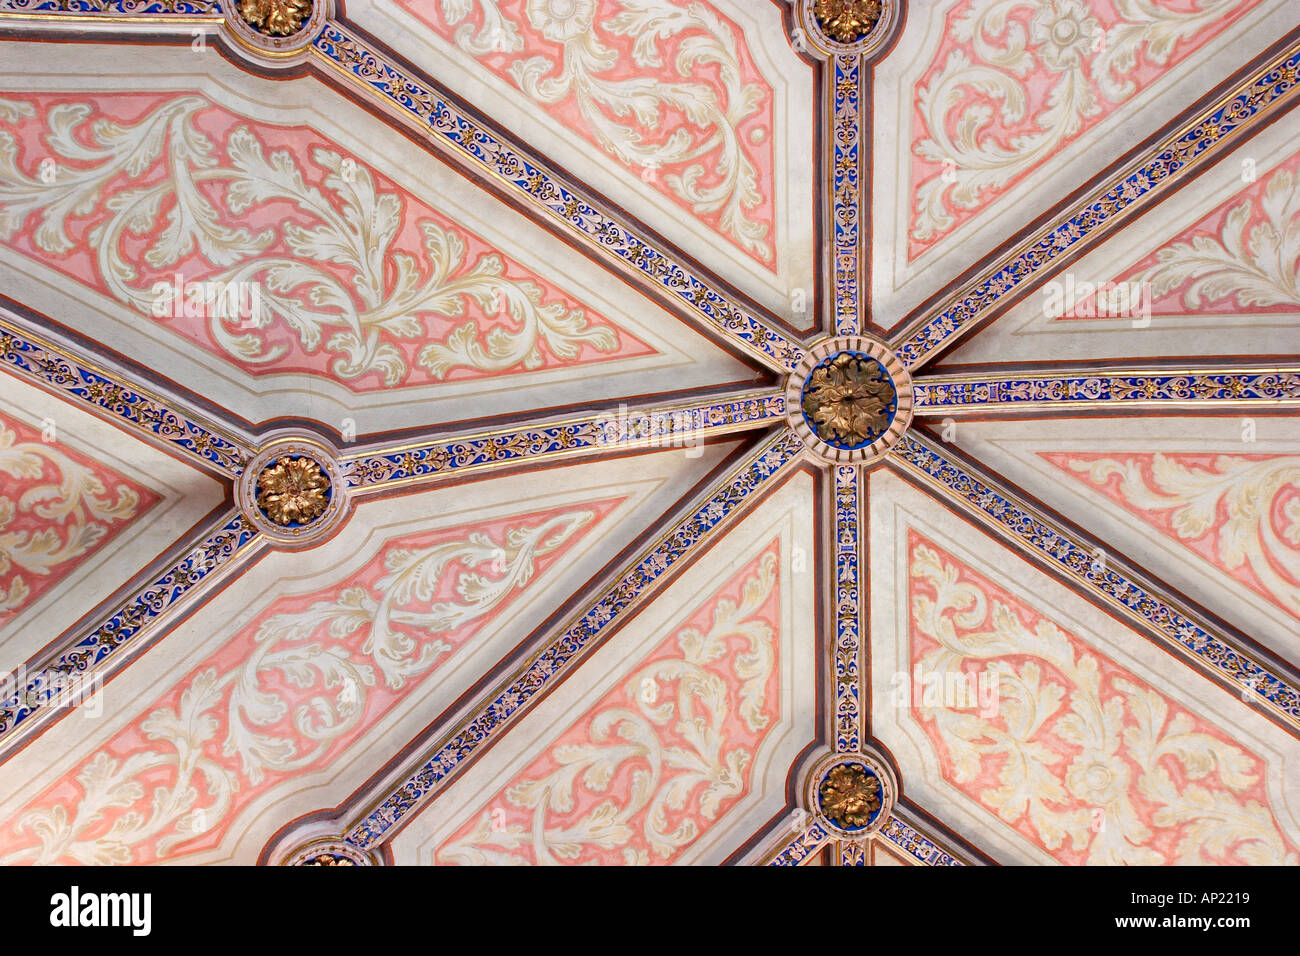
[0,0,1296,867]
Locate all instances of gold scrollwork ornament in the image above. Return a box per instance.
[237,0,312,37]
[256,455,330,526]
[813,0,884,44]
[803,353,894,447]
[818,763,882,830]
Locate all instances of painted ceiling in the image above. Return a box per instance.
[0,0,1296,867]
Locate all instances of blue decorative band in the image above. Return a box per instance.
[344,392,787,488]
[879,815,963,866]
[838,839,867,865]
[766,821,831,866]
[0,0,218,14]
[0,512,258,741]
[834,465,860,752]
[914,370,1300,410]
[833,54,861,336]
[0,324,249,475]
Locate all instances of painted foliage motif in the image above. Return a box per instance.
[909,0,1266,259]
[1044,452,1300,623]
[0,93,646,392]
[401,0,777,267]
[437,543,782,865]
[0,415,157,620]
[1060,154,1300,319]
[0,500,617,864]
[907,529,1297,865]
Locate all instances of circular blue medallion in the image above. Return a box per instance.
[800,351,898,451]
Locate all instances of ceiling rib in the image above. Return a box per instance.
[876,808,973,866]
[0,1,218,24]
[836,840,864,865]
[888,432,1300,734]
[889,38,1300,373]
[762,819,831,865]
[912,366,1300,416]
[832,53,862,336]
[759,808,971,867]
[0,313,253,477]
[343,387,787,494]
[0,509,260,757]
[833,464,863,752]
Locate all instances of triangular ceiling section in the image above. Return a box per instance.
[388,467,820,865]
[934,109,1300,367]
[867,467,1300,865]
[342,0,817,330]
[871,0,1299,331]
[0,42,760,437]
[0,367,224,675]
[937,416,1299,667]
[0,441,742,864]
